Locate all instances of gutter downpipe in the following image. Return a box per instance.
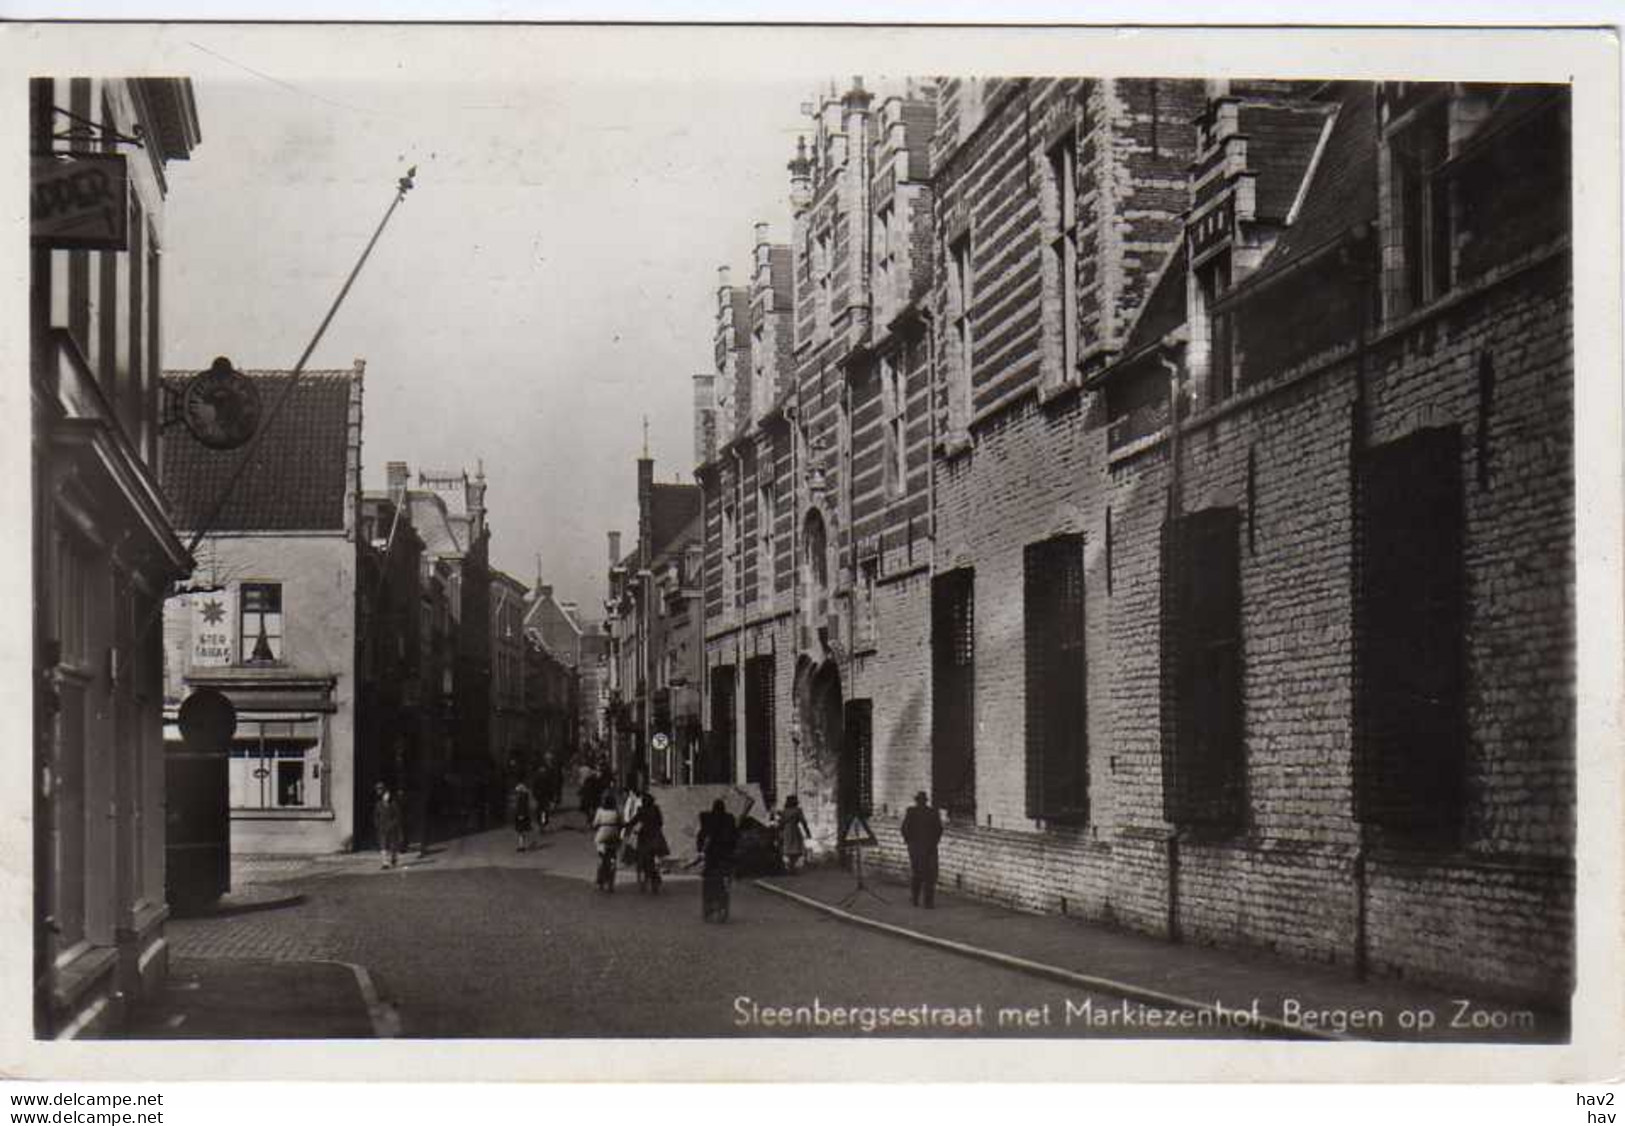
[1349,232,1374,982]
[1160,348,1184,945]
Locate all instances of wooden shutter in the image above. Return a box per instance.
[1025,535,1088,822]
[931,569,976,816]
[1161,507,1245,829]
[1356,426,1465,837]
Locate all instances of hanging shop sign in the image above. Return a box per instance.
[190,588,236,668]
[181,357,262,451]
[31,153,129,251]
[177,687,238,751]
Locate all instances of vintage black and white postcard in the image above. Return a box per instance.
[2,20,1619,1094]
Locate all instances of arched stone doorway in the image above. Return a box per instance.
[792,657,844,826]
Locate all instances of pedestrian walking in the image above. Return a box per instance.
[900,790,943,907]
[533,752,562,830]
[696,798,739,921]
[591,790,624,892]
[620,784,644,868]
[374,782,404,869]
[624,790,668,893]
[779,794,811,875]
[511,781,536,852]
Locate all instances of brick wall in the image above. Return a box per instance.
[694,79,1572,1010]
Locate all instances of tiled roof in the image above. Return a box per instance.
[1242,86,1378,294]
[650,483,703,557]
[406,490,464,556]
[1240,103,1337,221]
[161,368,355,532]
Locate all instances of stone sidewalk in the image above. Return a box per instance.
[756,865,1569,1044]
[126,957,393,1039]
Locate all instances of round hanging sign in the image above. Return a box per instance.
[182,357,261,451]
[177,687,237,751]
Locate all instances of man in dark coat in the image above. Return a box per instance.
[900,790,944,907]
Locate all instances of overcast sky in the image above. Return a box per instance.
[163,71,808,613]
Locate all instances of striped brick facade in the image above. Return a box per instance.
[694,77,1573,1008]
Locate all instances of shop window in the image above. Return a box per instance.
[1161,507,1245,831]
[1355,426,1465,840]
[239,582,283,664]
[931,568,976,816]
[229,719,320,810]
[1025,534,1088,822]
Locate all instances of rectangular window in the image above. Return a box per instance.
[756,481,774,591]
[882,354,906,499]
[1390,101,1452,315]
[721,503,737,612]
[931,568,976,816]
[816,229,832,339]
[1355,426,1465,840]
[1197,251,1233,402]
[1025,534,1088,822]
[1160,507,1245,830]
[856,558,878,652]
[842,698,874,823]
[708,665,737,784]
[239,582,284,664]
[875,200,896,324]
[949,234,974,433]
[1047,134,1079,386]
[227,719,321,810]
[744,655,776,806]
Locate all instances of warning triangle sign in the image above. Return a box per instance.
[839,814,879,847]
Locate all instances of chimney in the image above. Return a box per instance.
[540,583,553,601]
[466,462,487,541]
[608,530,622,565]
[386,460,409,504]
[637,456,654,568]
[693,373,718,466]
[788,135,812,213]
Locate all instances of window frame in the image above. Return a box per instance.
[238,581,285,665]
[948,233,975,436]
[1046,132,1080,389]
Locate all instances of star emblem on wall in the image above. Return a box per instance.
[200,599,226,625]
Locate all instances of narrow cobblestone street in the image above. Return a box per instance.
[163,821,1269,1040]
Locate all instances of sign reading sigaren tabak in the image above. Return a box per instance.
[190,590,235,668]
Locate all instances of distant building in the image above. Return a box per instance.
[161,363,367,856]
[524,578,606,757]
[490,568,529,772]
[389,461,496,821]
[32,75,202,1038]
[604,456,703,783]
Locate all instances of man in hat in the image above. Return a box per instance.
[373,782,404,869]
[900,790,944,908]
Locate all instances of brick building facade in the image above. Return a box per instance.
[696,77,1573,1007]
